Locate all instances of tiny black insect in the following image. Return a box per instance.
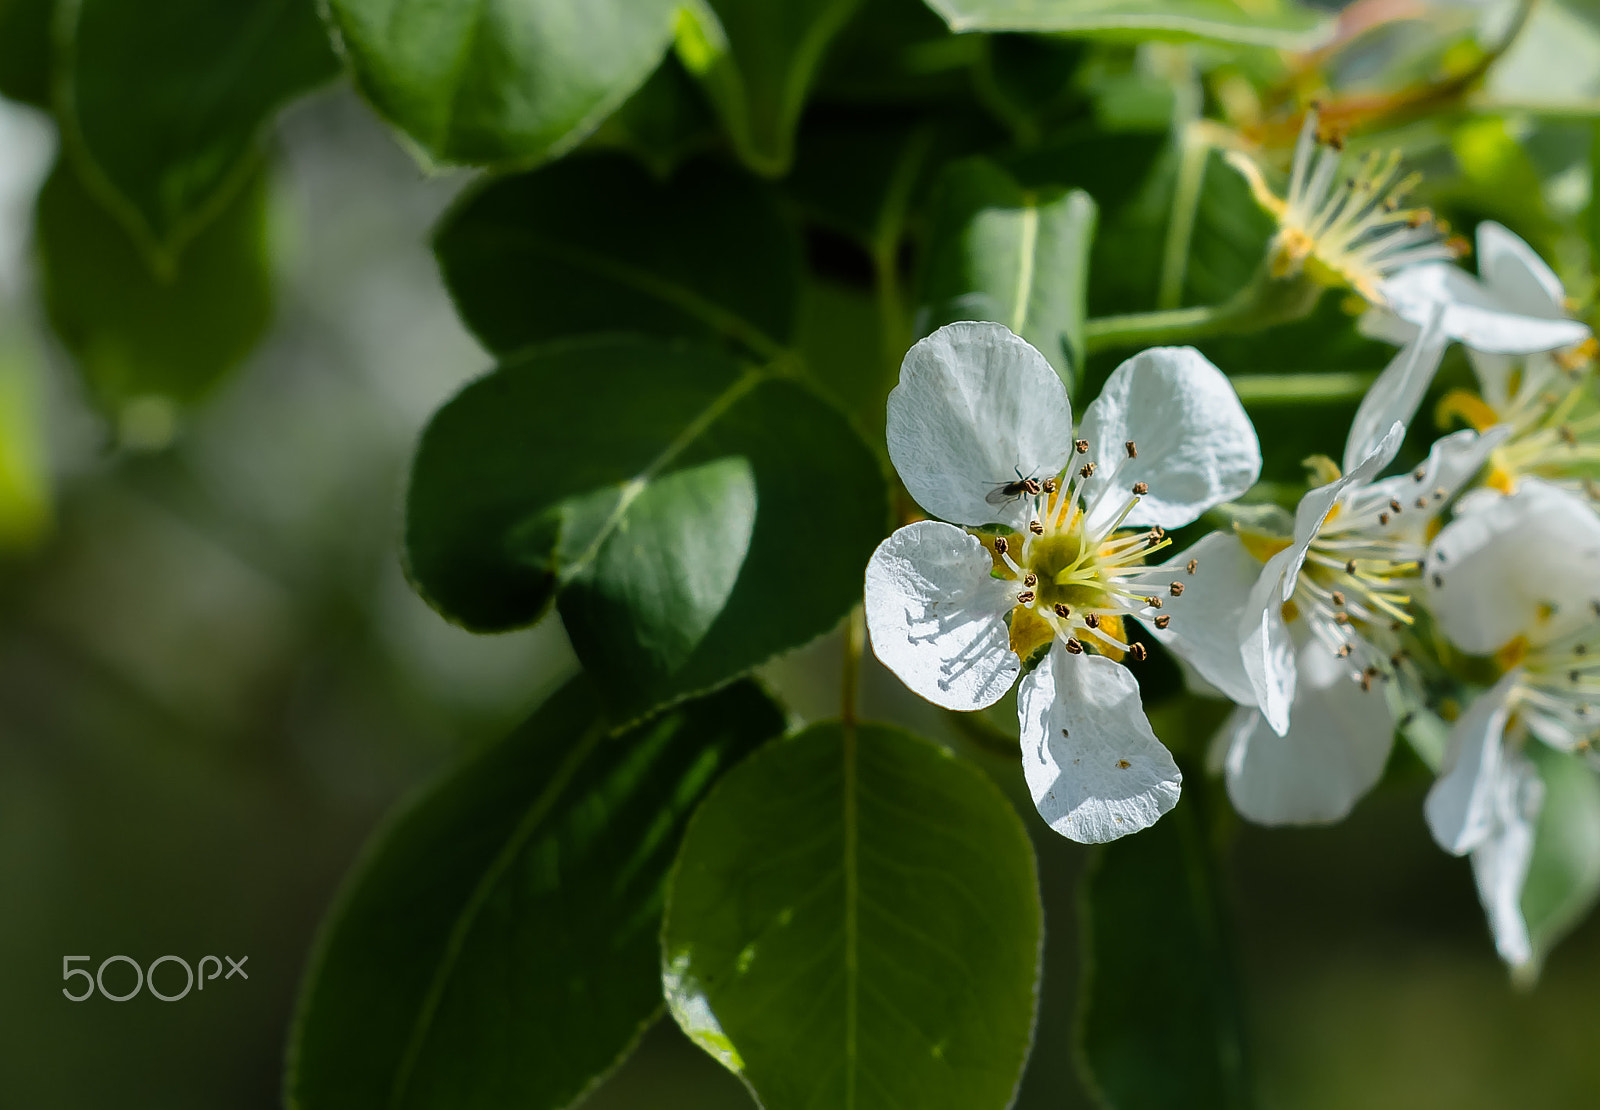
[986,469,1043,506]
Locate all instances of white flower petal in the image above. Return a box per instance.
[1286,421,1406,591]
[887,322,1073,529]
[1140,531,1260,706]
[1426,479,1600,654]
[1343,312,1447,475]
[1077,346,1260,533]
[1380,258,1587,355]
[1223,635,1395,824]
[1477,221,1567,320]
[1425,673,1520,855]
[864,521,1020,711]
[1469,745,1543,969]
[1240,547,1298,736]
[1340,426,1510,546]
[1018,643,1181,843]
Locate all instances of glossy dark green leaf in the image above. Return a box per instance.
[288,676,785,1110]
[1077,784,1252,1110]
[435,155,799,358]
[919,157,1096,385]
[35,156,272,425]
[1522,746,1600,974]
[925,0,1329,49]
[662,721,1043,1110]
[325,0,678,166]
[677,0,864,175]
[586,53,721,177]
[0,0,51,108]
[404,337,885,720]
[57,0,337,258]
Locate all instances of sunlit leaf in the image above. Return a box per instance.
[924,0,1329,49]
[57,0,337,258]
[0,320,51,548]
[404,337,886,721]
[662,721,1043,1110]
[435,154,799,358]
[288,676,786,1110]
[325,0,679,165]
[919,156,1095,386]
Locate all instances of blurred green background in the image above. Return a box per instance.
[2,38,1599,1110]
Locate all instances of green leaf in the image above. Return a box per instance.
[325,0,679,166]
[1480,0,1600,114]
[0,0,51,108]
[56,0,337,260]
[288,676,786,1110]
[434,155,799,359]
[35,156,272,435]
[923,0,1329,49]
[1521,745,1600,975]
[404,337,886,720]
[662,721,1043,1110]
[0,318,51,549]
[1077,783,1252,1110]
[919,156,1096,386]
[676,0,865,175]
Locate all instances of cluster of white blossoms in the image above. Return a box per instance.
[866,209,1600,969]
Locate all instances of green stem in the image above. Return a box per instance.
[1085,303,1236,353]
[841,604,864,727]
[1229,370,1379,405]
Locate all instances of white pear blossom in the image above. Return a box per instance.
[1422,480,1600,965]
[865,321,1261,843]
[1219,320,1509,823]
[1227,106,1461,305]
[1363,221,1597,499]
[1367,220,1590,360]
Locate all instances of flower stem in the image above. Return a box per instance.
[1229,370,1379,405]
[1084,303,1236,353]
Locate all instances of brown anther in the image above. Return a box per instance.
[1390,653,1405,668]
[1151,525,1166,539]
[1577,643,1589,656]
[1433,487,1446,500]
[1155,615,1171,630]
[1079,463,1096,479]
[1169,581,1184,597]
[1413,465,1427,481]
[1337,643,1353,657]
[1360,668,1378,691]
[1053,603,1071,619]
[1084,613,1100,629]
[1432,573,1443,588]
[1145,596,1163,609]
[1042,477,1058,493]
[1335,612,1352,625]
[1571,670,1583,684]
[1075,439,1088,454]
[1378,511,1390,526]
[1389,498,1403,514]
[994,537,1008,554]
[1129,643,1148,662]
[1346,559,1358,574]
[1023,572,1038,587]
[1029,520,1044,535]
[1125,441,1138,459]
[1017,590,1035,604]
[1065,637,1084,654]
[1446,235,1471,259]
[1187,558,1198,575]
[1131,481,1149,495]
[1331,591,1345,606]
[1415,497,1428,510]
